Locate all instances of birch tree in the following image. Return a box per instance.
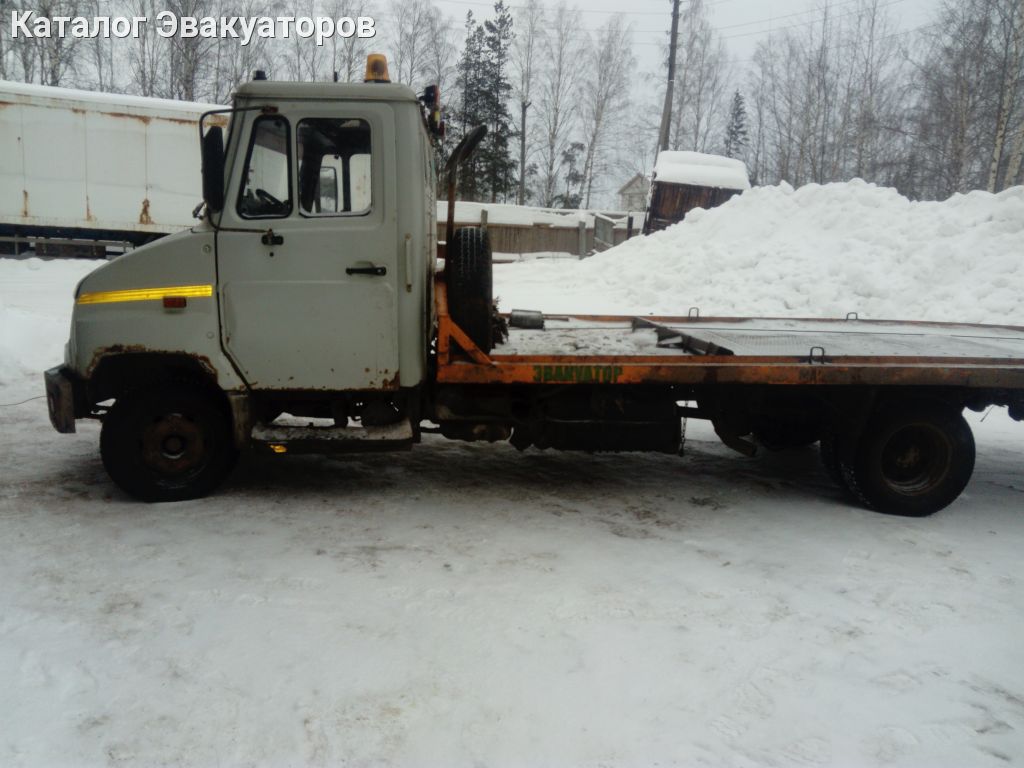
[8,0,86,85]
[577,16,634,208]
[420,5,458,94]
[668,0,729,153]
[0,8,14,80]
[387,0,431,86]
[987,0,1024,190]
[126,0,165,96]
[164,0,216,99]
[511,0,544,204]
[910,0,1001,197]
[321,0,374,83]
[196,0,273,100]
[85,0,117,90]
[534,3,583,207]
[278,0,328,83]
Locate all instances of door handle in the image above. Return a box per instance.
[346,265,387,276]
[261,229,284,246]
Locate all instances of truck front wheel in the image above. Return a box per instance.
[100,384,237,502]
[839,403,975,516]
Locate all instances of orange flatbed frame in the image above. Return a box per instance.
[434,281,1024,391]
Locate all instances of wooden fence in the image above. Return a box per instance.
[438,208,638,257]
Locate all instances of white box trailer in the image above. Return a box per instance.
[0,81,226,256]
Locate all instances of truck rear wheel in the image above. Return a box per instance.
[100,383,237,502]
[447,227,493,354]
[839,403,975,516]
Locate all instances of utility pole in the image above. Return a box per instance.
[519,100,530,205]
[657,0,681,153]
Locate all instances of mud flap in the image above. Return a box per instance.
[44,366,78,434]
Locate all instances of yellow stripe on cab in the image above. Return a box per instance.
[77,284,214,305]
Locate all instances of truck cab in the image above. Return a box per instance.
[214,80,437,394]
[46,61,462,501]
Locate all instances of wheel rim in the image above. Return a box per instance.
[879,423,951,495]
[140,412,207,477]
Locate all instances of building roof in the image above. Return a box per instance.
[617,173,649,195]
[0,79,224,116]
[653,151,750,191]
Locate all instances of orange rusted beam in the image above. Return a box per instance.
[434,280,1024,389]
[435,279,493,366]
[437,358,1024,388]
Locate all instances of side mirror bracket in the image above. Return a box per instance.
[201,125,226,215]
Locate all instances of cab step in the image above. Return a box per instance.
[251,418,415,454]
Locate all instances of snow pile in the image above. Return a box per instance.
[653,151,750,190]
[0,257,96,388]
[494,180,1024,324]
[0,298,56,387]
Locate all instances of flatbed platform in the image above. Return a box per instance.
[436,285,1024,390]
[497,316,1024,359]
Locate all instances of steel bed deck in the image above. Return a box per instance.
[435,284,1024,389]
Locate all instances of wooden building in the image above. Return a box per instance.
[643,151,750,234]
[617,173,650,212]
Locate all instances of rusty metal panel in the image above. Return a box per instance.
[0,81,226,238]
[21,97,89,224]
[83,109,146,226]
[438,357,1024,389]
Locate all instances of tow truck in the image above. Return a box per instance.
[44,55,1024,516]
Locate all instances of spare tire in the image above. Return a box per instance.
[447,227,493,353]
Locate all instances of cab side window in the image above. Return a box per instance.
[297,118,372,216]
[238,115,291,219]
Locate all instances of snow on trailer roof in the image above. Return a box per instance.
[0,79,226,118]
[653,151,750,191]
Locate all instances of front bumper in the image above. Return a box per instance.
[44,365,83,434]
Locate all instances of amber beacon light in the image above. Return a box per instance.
[364,54,391,83]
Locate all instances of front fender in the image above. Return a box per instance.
[69,228,243,392]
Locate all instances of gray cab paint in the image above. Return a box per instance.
[69,226,243,390]
[66,79,437,395]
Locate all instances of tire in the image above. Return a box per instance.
[838,403,975,517]
[447,227,493,354]
[100,383,237,502]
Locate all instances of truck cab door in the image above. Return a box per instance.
[215,105,400,391]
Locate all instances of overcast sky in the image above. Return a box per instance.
[429,0,939,86]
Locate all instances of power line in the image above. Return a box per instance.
[580,0,899,35]
[432,0,736,16]
[714,0,878,31]
[722,20,938,65]
[595,0,912,47]
[719,0,909,41]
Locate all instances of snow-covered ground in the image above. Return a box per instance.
[2,181,1024,766]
